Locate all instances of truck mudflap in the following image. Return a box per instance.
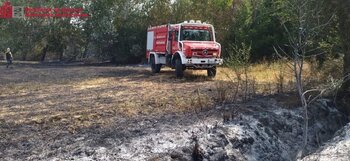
[183,58,223,69]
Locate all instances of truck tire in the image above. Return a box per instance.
[150,56,161,73]
[175,58,184,78]
[207,67,216,77]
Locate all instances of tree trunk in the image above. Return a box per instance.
[341,46,350,92]
[334,0,350,115]
[337,42,350,114]
[40,45,48,62]
[59,46,65,62]
[22,51,27,61]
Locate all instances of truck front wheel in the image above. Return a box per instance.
[150,56,161,73]
[175,58,184,78]
[207,67,216,77]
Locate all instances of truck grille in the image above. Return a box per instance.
[192,49,216,57]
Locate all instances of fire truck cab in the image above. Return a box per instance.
[146,20,223,78]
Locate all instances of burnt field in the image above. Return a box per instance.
[0,61,298,128]
[0,62,230,127]
[0,61,320,160]
[0,62,236,160]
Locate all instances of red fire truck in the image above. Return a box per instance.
[146,20,223,78]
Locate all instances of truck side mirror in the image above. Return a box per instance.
[168,31,173,40]
[174,31,179,41]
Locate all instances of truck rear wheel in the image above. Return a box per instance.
[150,56,161,73]
[207,67,216,77]
[175,58,184,78]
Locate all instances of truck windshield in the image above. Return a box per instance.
[180,29,212,41]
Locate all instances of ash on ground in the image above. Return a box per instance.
[1,97,348,161]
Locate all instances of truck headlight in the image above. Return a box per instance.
[213,52,218,57]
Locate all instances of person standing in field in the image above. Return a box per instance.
[5,48,13,68]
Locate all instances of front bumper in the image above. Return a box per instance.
[183,58,223,69]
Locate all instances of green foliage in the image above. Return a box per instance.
[224,0,287,61]
[273,0,341,66]
[226,42,251,72]
[0,0,345,67]
[0,0,88,61]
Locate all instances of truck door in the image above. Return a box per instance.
[171,31,179,54]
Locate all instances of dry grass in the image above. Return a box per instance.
[0,63,214,131]
[0,61,314,131]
